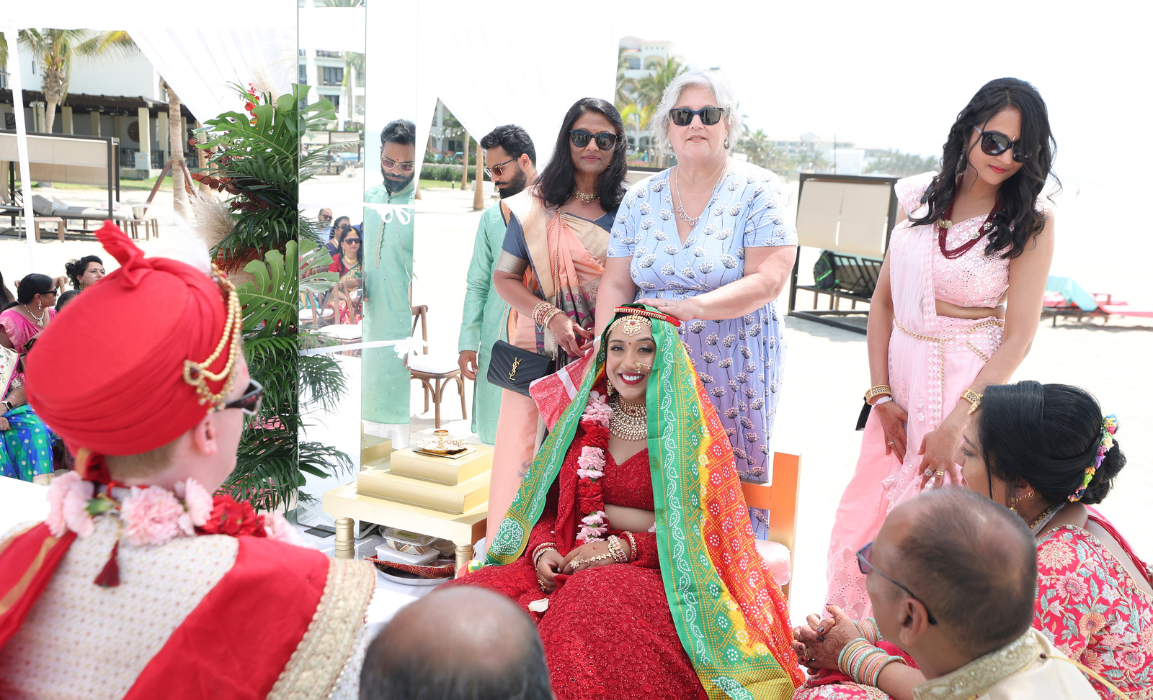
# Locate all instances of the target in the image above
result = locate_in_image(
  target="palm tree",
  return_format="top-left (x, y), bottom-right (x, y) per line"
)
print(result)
top-left (2, 30), bottom-right (135, 134)
top-left (635, 57), bottom-right (686, 110)
top-left (340, 51), bottom-right (365, 123)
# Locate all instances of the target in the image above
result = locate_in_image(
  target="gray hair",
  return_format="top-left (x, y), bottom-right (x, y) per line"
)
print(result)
top-left (650, 69), bottom-right (742, 155)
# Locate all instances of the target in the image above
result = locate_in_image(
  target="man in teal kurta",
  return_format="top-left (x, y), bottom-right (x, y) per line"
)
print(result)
top-left (363, 120), bottom-right (417, 425)
top-left (456, 125), bottom-right (537, 444)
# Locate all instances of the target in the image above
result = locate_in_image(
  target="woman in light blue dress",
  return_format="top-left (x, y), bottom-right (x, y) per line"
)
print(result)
top-left (596, 71), bottom-right (797, 481)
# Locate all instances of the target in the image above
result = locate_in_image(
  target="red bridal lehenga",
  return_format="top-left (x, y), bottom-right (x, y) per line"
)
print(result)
top-left (448, 304), bottom-right (804, 700)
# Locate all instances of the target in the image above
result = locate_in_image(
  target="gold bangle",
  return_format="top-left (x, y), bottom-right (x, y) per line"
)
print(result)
top-left (961, 389), bottom-right (982, 415)
top-left (864, 385), bottom-right (892, 405)
top-left (624, 532), bottom-right (637, 562)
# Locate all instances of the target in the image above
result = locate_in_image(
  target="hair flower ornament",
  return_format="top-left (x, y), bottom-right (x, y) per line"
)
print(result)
top-left (1069, 414), bottom-right (1119, 502)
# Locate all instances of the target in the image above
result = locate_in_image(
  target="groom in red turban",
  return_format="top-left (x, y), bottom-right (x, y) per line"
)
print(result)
top-left (0, 223), bottom-right (375, 699)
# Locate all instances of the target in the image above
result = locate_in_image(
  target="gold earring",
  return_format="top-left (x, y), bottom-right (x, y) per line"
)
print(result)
top-left (1008, 494), bottom-right (1019, 513)
top-left (606, 377), bottom-right (614, 396)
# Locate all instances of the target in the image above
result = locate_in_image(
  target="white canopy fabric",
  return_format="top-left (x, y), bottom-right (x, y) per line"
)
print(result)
top-left (363, 2), bottom-right (618, 189)
top-left (5, 1), bottom-right (294, 267)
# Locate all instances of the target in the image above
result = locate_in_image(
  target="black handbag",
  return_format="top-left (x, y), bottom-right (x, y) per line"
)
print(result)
top-left (487, 306), bottom-right (555, 397)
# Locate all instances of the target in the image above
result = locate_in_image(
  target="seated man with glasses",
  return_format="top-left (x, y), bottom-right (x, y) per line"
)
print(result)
top-left (362, 119), bottom-right (417, 432)
top-left (791, 488), bottom-right (1098, 700)
top-left (0, 222), bottom-right (376, 699)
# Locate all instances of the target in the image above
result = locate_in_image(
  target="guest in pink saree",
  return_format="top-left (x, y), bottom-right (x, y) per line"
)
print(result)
top-left (826, 78), bottom-right (1057, 618)
top-left (487, 97), bottom-right (629, 542)
top-left (1, 273), bottom-right (58, 482)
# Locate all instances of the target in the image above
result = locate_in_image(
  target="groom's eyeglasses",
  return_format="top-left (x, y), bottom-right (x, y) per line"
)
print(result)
top-left (857, 541), bottom-right (937, 625)
top-left (222, 379), bottom-right (264, 416)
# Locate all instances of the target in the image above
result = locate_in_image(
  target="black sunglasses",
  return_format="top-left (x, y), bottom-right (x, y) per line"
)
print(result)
top-left (857, 541), bottom-right (937, 625)
top-left (978, 129), bottom-right (1027, 163)
top-left (343, 237), bottom-right (361, 245)
top-left (669, 107), bottom-right (725, 127)
top-left (222, 378), bottom-right (263, 416)
top-left (570, 129), bottom-right (617, 151)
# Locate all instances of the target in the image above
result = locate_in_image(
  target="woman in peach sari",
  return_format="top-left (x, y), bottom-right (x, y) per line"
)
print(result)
top-left (486, 98), bottom-right (628, 542)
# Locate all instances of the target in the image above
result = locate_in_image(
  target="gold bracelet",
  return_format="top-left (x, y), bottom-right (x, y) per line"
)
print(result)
top-left (624, 531), bottom-right (637, 562)
top-left (864, 384), bottom-right (892, 405)
top-left (541, 308), bottom-right (562, 328)
top-left (961, 389), bottom-right (982, 415)
top-left (607, 536), bottom-right (626, 564)
top-left (532, 301), bottom-right (554, 326)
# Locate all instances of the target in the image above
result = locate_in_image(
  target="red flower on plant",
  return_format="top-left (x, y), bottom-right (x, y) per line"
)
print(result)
top-left (198, 494), bottom-right (267, 538)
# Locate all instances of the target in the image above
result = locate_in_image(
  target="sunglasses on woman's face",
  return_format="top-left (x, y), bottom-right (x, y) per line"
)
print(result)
top-left (344, 238), bottom-right (361, 245)
top-left (222, 379), bottom-right (263, 416)
top-left (669, 107), bottom-right (725, 127)
top-left (979, 129), bottom-right (1027, 163)
top-left (570, 129), bottom-right (617, 151)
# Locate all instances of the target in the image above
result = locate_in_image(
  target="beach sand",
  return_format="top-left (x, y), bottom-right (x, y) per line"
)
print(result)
top-left (6, 178), bottom-right (1147, 628)
top-left (404, 186), bottom-right (1153, 625)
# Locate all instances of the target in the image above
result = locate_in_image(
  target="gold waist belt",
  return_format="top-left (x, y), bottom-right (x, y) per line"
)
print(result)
top-left (894, 317), bottom-right (1004, 362)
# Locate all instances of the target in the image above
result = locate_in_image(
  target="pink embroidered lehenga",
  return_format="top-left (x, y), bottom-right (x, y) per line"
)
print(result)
top-left (826, 172), bottom-right (1031, 618)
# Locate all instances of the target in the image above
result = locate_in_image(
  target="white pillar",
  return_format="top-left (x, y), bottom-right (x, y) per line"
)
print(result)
top-left (136, 107), bottom-right (151, 171)
top-left (90, 110), bottom-right (101, 136)
top-left (305, 50), bottom-right (318, 102)
top-left (157, 110), bottom-right (169, 164)
top-left (61, 106), bottom-right (73, 134)
top-left (33, 103), bottom-right (45, 132)
top-left (4, 19), bottom-right (38, 266)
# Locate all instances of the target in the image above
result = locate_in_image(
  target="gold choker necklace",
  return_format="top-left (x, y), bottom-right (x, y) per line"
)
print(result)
top-left (572, 186), bottom-right (599, 204)
top-left (609, 394), bottom-right (647, 441)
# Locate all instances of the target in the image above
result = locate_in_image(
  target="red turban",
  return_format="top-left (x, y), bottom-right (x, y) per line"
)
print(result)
top-left (25, 222), bottom-right (240, 459)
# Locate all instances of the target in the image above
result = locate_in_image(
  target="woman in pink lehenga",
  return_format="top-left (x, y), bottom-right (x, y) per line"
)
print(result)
top-left (486, 98), bottom-right (629, 543)
top-left (825, 78), bottom-right (1058, 619)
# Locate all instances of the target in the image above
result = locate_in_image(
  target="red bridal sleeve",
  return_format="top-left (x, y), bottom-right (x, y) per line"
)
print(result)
top-left (524, 484), bottom-right (561, 566)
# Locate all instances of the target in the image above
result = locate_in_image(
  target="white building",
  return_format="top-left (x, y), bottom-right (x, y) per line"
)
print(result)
top-left (2, 50), bottom-right (193, 179)
top-left (297, 48), bottom-right (364, 126)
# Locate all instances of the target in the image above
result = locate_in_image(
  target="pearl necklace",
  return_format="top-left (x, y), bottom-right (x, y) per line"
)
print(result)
top-left (571, 186), bottom-right (599, 203)
top-left (608, 394), bottom-right (647, 441)
top-left (25, 304), bottom-right (45, 327)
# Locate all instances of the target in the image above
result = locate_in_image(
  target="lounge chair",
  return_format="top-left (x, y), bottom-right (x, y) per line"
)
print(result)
top-left (1043, 275), bottom-right (1153, 325)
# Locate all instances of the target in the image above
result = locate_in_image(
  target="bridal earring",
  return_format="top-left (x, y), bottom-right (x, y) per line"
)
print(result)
top-left (606, 377), bottom-right (614, 396)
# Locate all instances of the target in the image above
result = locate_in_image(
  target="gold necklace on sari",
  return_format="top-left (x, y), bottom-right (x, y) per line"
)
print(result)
top-left (609, 394), bottom-right (647, 441)
top-left (571, 186), bottom-right (599, 203)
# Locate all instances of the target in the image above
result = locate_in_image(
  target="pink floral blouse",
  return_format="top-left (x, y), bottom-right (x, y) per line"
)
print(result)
top-left (1035, 516), bottom-right (1153, 699)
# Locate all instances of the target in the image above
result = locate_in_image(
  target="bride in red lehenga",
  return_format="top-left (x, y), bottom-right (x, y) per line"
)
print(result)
top-left (446, 305), bottom-right (804, 700)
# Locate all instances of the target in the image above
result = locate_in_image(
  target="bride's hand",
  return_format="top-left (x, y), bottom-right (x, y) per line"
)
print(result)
top-left (536, 550), bottom-right (565, 593)
top-left (560, 541), bottom-right (616, 574)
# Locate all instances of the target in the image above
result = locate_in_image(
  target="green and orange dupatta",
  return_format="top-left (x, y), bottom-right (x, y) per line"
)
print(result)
top-left (486, 304), bottom-right (804, 699)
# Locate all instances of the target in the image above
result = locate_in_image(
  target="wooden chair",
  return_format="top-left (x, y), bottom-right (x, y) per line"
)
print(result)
top-left (741, 452), bottom-right (801, 601)
top-left (407, 305), bottom-right (466, 429)
top-left (299, 290), bottom-right (335, 328)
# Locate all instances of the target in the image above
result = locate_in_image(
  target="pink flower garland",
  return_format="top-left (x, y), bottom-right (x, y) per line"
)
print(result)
top-left (45, 475), bottom-right (308, 549)
top-left (575, 389), bottom-right (612, 545)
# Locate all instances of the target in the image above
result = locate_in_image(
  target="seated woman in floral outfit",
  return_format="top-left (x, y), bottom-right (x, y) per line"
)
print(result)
top-left (448, 304), bottom-right (804, 700)
top-left (790, 380), bottom-right (1149, 700)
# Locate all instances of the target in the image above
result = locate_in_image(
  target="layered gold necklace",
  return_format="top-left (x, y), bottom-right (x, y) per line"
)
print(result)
top-left (609, 394), bottom-right (647, 441)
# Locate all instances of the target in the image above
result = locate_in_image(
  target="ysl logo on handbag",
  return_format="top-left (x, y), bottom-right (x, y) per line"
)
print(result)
top-left (508, 358), bottom-right (522, 381)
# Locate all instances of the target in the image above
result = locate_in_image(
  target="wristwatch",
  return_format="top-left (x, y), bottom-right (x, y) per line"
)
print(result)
top-left (0, 401), bottom-right (11, 413)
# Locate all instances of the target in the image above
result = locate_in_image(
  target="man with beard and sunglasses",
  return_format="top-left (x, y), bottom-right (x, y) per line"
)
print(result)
top-left (457, 125), bottom-right (538, 445)
top-left (362, 119), bottom-right (418, 433)
top-left (0, 222), bottom-right (376, 699)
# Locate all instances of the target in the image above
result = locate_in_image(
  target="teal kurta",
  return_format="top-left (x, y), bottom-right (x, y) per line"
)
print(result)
top-left (362, 179), bottom-right (415, 424)
top-left (456, 203), bottom-right (509, 444)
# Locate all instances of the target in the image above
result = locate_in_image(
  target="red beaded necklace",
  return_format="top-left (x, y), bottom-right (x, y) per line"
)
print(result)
top-left (936, 178), bottom-right (1002, 260)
